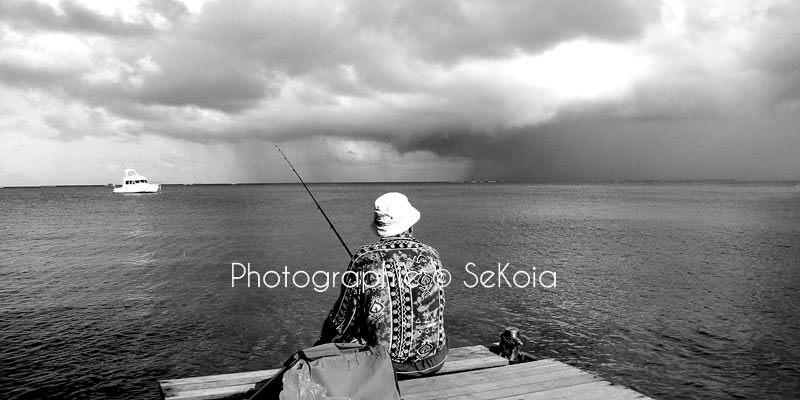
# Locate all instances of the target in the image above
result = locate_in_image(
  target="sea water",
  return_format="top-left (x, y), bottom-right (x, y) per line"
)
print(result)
top-left (1, 183), bottom-right (799, 399)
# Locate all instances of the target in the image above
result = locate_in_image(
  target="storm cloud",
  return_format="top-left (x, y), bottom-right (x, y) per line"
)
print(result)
top-left (0, 0), bottom-right (798, 185)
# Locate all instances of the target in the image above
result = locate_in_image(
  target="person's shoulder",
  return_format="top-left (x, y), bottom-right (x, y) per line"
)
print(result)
top-left (354, 240), bottom-right (383, 256)
top-left (388, 237), bottom-right (441, 258)
top-left (416, 241), bottom-right (441, 259)
top-left (353, 237), bottom-right (411, 250)
top-left (350, 241), bottom-right (384, 265)
top-left (354, 237), bottom-right (440, 257)
top-left (408, 238), bottom-right (437, 252)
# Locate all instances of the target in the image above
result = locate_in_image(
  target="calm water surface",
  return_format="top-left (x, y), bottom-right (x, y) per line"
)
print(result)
top-left (1, 183), bottom-right (799, 399)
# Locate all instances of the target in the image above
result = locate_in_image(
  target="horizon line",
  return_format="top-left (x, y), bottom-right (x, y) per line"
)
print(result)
top-left (3, 179), bottom-right (800, 189)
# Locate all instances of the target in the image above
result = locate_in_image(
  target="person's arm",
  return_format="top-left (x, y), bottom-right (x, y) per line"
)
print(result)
top-left (315, 259), bottom-right (361, 345)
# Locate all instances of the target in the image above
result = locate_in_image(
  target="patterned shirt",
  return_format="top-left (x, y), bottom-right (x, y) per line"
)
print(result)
top-left (317, 234), bottom-right (447, 364)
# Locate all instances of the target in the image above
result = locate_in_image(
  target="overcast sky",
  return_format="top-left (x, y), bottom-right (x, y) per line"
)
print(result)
top-left (1, 0), bottom-right (798, 185)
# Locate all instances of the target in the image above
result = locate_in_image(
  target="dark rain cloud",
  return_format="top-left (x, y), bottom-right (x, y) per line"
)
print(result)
top-left (340, 0), bottom-right (660, 64)
top-left (134, 44), bottom-right (281, 113)
top-left (396, 113), bottom-right (800, 181)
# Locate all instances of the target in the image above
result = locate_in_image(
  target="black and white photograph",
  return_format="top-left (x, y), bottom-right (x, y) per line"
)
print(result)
top-left (1, 1), bottom-right (799, 399)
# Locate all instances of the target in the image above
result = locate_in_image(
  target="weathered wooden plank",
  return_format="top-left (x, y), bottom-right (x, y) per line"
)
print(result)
top-left (419, 363), bottom-right (584, 391)
top-left (404, 360), bottom-right (653, 400)
top-left (161, 368), bottom-right (281, 394)
top-left (418, 374), bottom-right (602, 400)
top-left (402, 362), bottom-right (595, 399)
top-left (437, 355), bottom-right (508, 375)
top-left (400, 359), bottom-right (563, 394)
top-left (494, 380), bottom-right (653, 400)
top-left (164, 384), bottom-right (256, 400)
top-left (401, 361), bottom-right (570, 395)
top-left (160, 369), bottom-right (279, 386)
top-left (448, 345), bottom-right (498, 359)
top-left (437, 345), bottom-right (508, 374)
top-left (418, 372), bottom-right (601, 400)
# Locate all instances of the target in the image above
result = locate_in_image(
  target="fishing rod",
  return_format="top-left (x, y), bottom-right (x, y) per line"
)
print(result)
top-left (276, 145), bottom-right (353, 259)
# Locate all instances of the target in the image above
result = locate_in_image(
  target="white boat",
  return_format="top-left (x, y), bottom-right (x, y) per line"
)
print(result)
top-left (113, 169), bottom-right (161, 193)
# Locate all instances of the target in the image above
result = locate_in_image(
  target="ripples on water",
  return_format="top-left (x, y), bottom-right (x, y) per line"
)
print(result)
top-left (1, 183), bottom-right (799, 399)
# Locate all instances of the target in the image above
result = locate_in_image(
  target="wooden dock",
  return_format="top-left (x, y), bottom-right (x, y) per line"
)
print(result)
top-left (159, 345), bottom-right (653, 400)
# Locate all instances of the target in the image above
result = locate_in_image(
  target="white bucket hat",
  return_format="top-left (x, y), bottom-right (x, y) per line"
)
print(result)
top-left (372, 192), bottom-right (420, 237)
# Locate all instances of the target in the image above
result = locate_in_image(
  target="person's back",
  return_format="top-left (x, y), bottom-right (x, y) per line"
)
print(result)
top-left (316, 193), bottom-right (448, 377)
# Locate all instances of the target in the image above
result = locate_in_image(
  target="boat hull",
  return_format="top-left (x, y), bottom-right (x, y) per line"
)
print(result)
top-left (113, 183), bottom-right (161, 193)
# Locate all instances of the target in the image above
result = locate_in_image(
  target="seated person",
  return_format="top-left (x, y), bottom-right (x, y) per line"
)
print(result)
top-left (316, 192), bottom-right (448, 378)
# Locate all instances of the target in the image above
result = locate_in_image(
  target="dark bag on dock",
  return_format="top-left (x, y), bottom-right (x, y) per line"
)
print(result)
top-left (249, 342), bottom-right (400, 400)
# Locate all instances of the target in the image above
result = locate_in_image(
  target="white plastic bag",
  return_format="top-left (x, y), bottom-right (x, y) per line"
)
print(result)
top-left (279, 360), bottom-right (350, 400)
